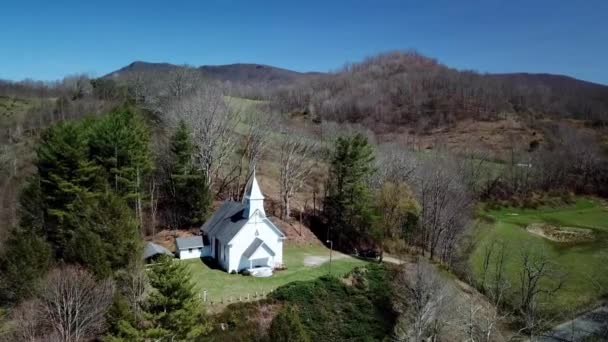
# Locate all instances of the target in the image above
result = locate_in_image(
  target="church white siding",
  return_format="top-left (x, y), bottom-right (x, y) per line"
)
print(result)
top-left (227, 211), bottom-right (284, 272)
top-left (201, 170), bottom-right (285, 274)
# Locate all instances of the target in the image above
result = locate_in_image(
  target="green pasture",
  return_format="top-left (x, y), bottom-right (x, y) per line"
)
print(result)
top-left (469, 197), bottom-right (608, 316)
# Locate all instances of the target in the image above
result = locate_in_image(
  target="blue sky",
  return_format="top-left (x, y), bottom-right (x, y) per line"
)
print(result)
top-left (1, 0), bottom-right (607, 84)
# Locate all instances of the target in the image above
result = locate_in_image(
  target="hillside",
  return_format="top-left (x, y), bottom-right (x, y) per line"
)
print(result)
top-left (104, 61), bottom-right (320, 85)
top-left (273, 52), bottom-right (608, 129)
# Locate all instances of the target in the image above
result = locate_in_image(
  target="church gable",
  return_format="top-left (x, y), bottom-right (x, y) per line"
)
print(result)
top-left (227, 209), bottom-right (285, 245)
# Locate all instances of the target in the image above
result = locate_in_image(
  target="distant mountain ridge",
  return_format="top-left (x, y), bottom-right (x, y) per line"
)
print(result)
top-left (104, 61), bottom-right (323, 84)
top-left (105, 60), bottom-right (608, 89)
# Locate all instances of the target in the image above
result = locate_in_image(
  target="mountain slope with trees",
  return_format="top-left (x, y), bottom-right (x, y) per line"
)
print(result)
top-left (273, 51), bottom-right (608, 130)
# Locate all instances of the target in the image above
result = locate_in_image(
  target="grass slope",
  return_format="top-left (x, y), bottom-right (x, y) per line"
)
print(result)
top-left (184, 244), bottom-right (367, 302)
top-left (206, 264), bottom-right (396, 342)
top-left (469, 198), bottom-right (608, 316)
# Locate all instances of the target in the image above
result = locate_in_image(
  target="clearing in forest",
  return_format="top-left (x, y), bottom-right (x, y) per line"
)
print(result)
top-left (184, 244), bottom-right (366, 304)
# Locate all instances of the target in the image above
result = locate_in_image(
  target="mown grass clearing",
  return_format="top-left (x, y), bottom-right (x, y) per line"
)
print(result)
top-left (184, 244), bottom-right (368, 303)
top-left (469, 197), bottom-right (608, 316)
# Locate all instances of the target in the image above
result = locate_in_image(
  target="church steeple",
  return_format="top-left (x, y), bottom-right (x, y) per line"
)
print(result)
top-left (242, 168), bottom-right (265, 218)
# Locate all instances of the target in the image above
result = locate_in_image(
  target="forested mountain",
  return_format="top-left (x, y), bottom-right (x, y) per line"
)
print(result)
top-left (101, 51), bottom-right (608, 132)
top-left (105, 61), bottom-right (318, 85)
top-left (273, 52), bottom-right (608, 130)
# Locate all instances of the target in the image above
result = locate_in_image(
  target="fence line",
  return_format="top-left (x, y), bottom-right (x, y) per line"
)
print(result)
top-left (198, 288), bottom-right (277, 306)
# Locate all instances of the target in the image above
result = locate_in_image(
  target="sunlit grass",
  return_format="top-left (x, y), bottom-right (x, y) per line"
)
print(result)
top-left (469, 197), bottom-right (608, 316)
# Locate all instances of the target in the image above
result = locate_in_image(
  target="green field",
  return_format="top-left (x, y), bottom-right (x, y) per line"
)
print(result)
top-left (183, 244), bottom-right (367, 304)
top-left (469, 198), bottom-right (608, 316)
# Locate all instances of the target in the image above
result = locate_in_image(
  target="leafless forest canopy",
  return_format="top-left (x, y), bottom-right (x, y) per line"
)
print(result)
top-left (273, 52), bottom-right (608, 130)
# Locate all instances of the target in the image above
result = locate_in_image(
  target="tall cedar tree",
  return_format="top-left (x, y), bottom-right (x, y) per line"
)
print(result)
top-left (89, 106), bottom-right (153, 219)
top-left (0, 179), bottom-right (52, 304)
top-left (35, 120), bottom-right (105, 259)
top-left (324, 133), bottom-right (376, 248)
top-left (64, 192), bottom-right (141, 278)
top-left (145, 255), bottom-right (209, 340)
top-left (168, 120), bottom-right (211, 227)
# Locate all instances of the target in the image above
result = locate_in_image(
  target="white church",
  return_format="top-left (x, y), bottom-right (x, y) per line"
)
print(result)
top-left (186, 170), bottom-right (286, 274)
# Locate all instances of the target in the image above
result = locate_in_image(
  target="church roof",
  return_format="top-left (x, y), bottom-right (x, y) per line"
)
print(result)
top-left (243, 169), bottom-right (264, 201)
top-left (201, 201), bottom-right (248, 242)
top-left (201, 169), bottom-right (285, 243)
top-left (200, 201), bottom-right (286, 243)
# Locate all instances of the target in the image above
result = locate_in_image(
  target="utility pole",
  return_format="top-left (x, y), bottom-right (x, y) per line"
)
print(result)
top-left (326, 240), bottom-right (333, 275)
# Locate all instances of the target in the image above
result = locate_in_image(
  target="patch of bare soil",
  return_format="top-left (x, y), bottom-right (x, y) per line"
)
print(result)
top-left (145, 228), bottom-right (198, 252)
top-left (526, 223), bottom-right (594, 242)
top-left (252, 303), bottom-right (282, 332)
top-left (383, 117), bottom-right (543, 158)
top-left (269, 216), bottom-right (323, 246)
top-left (303, 254), bottom-right (347, 267)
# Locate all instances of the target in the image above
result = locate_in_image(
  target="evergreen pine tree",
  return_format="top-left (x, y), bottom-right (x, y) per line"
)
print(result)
top-left (64, 192), bottom-right (141, 278)
top-left (167, 120), bottom-right (211, 227)
top-left (324, 133), bottom-right (376, 247)
top-left (0, 179), bottom-right (52, 304)
top-left (145, 255), bottom-right (209, 340)
top-left (89, 106), bottom-right (153, 216)
top-left (0, 226), bottom-right (52, 304)
top-left (35, 120), bottom-right (104, 259)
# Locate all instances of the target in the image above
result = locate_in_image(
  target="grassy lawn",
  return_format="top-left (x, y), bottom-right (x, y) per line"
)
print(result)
top-left (183, 244), bottom-right (368, 303)
top-left (469, 197), bottom-right (608, 316)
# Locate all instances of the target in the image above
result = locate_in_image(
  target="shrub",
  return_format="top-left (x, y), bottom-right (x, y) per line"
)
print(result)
top-left (269, 304), bottom-right (310, 342)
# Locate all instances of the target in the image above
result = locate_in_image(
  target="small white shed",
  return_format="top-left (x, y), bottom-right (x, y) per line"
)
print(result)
top-left (175, 236), bottom-right (211, 260)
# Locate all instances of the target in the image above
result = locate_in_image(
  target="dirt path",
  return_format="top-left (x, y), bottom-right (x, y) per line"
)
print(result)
top-left (303, 253), bottom-right (348, 266)
top-left (540, 305), bottom-right (608, 341)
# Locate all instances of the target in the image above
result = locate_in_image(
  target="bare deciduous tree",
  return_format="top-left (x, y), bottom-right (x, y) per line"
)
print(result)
top-left (517, 246), bottom-right (566, 336)
top-left (115, 263), bottom-right (149, 321)
top-left (6, 300), bottom-right (44, 342)
top-left (393, 260), bottom-right (452, 342)
top-left (373, 143), bottom-right (418, 188)
top-left (39, 266), bottom-right (115, 342)
top-left (452, 293), bottom-right (509, 342)
top-left (231, 111), bottom-right (273, 200)
top-left (166, 86), bottom-right (241, 190)
top-left (166, 65), bottom-right (202, 102)
top-left (412, 153), bottom-right (473, 263)
top-left (279, 132), bottom-right (317, 219)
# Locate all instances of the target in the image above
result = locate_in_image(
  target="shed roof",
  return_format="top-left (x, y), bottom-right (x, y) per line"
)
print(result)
top-left (175, 236), bottom-right (205, 250)
top-left (143, 242), bottom-right (173, 259)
